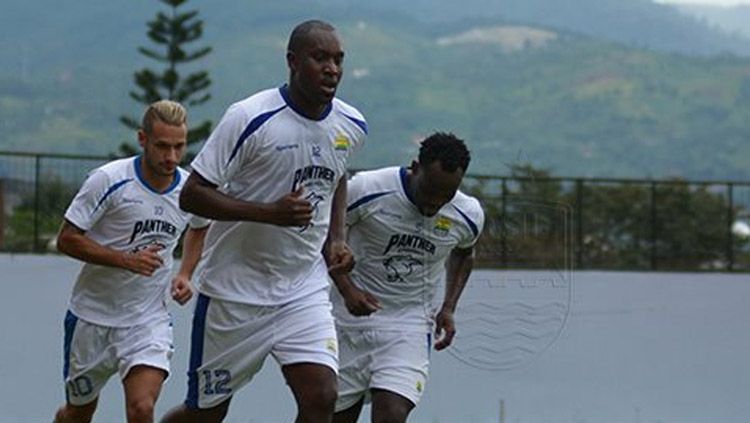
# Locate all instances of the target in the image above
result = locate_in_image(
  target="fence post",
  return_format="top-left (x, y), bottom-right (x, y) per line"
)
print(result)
top-left (650, 181), bottom-right (658, 270)
top-left (0, 179), bottom-right (4, 250)
top-left (501, 177), bottom-right (508, 268)
top-left (727, 183), bottom-right (734, 271)
top-left (576, 179), bottom-right (583, 270)
top-left (33, 154), bottom-right (41, 252)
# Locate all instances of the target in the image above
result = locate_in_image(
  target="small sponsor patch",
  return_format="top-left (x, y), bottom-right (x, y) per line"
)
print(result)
top-left (334, 134), bottom-right (350, 151)
top-left (434, 216), bottom-right (452, 235)
top-left (326, 338), bottom-right (338, 354)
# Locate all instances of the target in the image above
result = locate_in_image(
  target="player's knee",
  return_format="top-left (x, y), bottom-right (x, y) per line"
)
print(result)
top-left (300, 383), bottom-right (337, 412)
top-left (56, 403), bottom-right (96, 423)
top-left (373, 407), bottom-right (409, 423)
top-left (373, 402), bottom-right (411, 423)
top-left (126, 397), bottom-right (156, 422)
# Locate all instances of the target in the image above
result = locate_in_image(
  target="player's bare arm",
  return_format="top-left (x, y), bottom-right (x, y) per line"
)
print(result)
top-left (179, 171), bottom-right (313, 226)
top-left (331, 272), bottom-right (381, 316)
top-left (325, 175), bottom-right (355, 274)
top-left (170, 225), bottom-right (208, 305)
top-left (434, 246), bottom-right (475, 351)
top-left (57, 220), bottom-right (164, 277)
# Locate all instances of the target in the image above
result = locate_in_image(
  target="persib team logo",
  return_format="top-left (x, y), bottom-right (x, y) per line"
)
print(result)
top-left (334, 134), bottom-right (350, 151)
top-left (433, 216), bottom-right (452, 236)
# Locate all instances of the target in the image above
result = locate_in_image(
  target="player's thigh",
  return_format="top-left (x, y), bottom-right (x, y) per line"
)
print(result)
top-left (115, 316), bottom-right (173, 387)
top-left (122, 365), bottom-right (167, 407)
top-left (185, 294), bottom-right (276, 410)
top-left (63, 312), bottom-right (118, 407)
top-left (369, 331), bottom-right (431, 409)
top-left (334, 329), bottom-right (373, 413)
top-left (370, 388), bottom-right (415, 423)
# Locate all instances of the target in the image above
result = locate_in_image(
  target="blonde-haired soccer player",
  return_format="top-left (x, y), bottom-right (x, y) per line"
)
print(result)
top-left (54, 100), bottom-right (208, 423)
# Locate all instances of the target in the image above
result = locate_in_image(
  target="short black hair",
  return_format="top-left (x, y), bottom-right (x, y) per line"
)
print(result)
top-left (418, 132), bottom-right (471, 172)
top-left (287, 20), bottom-right (336, 53)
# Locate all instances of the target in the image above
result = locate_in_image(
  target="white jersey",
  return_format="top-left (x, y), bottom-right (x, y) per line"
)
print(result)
top-left (331, 167), bottom-right (484, 331)
top-left (190, 85), bottom-right (367, 305)
top-left (64, 156), bottom-right (202, 327)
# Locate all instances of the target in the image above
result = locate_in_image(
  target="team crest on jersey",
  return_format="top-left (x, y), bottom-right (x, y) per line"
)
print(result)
top-left (383, 254), bottom-right (423, 283)
top-left (433, 216), bottom-right (452, 236)
top-left (333, 134), bottom-right (350, 151)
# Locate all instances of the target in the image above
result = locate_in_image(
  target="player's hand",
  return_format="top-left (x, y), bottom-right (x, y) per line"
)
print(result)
top-left (170, 274), bottom-right (194, 306)
top-left (326, 240), bottom-right (355, 275)
top-left (124, 244), bottom-right (164, 276)
top-left (434, 308), bottom-right (456, 351)
top-left (342, 285), bottom-right (381, 316)
top-left (267, 187), bottom-right (313, 226)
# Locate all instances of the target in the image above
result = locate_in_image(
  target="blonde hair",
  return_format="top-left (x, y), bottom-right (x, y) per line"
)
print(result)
top-left (141, 100), bottom-right (187, 134)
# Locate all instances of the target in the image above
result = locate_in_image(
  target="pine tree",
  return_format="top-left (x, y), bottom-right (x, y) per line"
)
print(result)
top-left (119, 0), bottom-right (212, 156)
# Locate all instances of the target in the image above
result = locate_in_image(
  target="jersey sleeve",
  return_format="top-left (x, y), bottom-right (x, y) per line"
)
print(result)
top-left (188, 214), bottom-right (211, 229)
top-left (345, 171), bottom-right (369, 226)
top-left (190, 103), bottom-right (251, 187)
top-left (457, 199), bottom-right (485, 249)
top-left (64, 169), bottom-right (116, 232)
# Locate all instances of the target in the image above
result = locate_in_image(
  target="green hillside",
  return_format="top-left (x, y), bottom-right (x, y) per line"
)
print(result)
top-left (1, 2), bottom-right (750, 179)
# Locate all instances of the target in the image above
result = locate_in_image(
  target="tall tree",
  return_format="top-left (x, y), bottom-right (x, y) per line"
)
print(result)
top-left (119, 0), bottom-right (212, 156)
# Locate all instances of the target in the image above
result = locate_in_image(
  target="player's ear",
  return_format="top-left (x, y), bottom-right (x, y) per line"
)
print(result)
top-left (410, 160), bottom-right (420, 175)
top-left (137, 129), bottom-right (148, 148)
top-left (286, 51), bottom-right (297, 73)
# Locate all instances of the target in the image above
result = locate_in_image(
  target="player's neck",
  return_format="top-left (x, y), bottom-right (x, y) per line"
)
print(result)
top-left (138, 159), bottom-right (174, 193)
top-left (286, 84), bottom-right (327, 120)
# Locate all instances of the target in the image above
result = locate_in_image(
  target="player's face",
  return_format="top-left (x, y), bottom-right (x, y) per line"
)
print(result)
top-left (287, 28), bottom-right (344, 117)
top-left (413, 160), bottom-right (464, 217)
top-left (139, 120), bottom-right (187, 177)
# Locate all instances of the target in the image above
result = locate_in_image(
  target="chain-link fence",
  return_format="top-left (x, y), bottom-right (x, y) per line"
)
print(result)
top-left (2, 151), bottom-right (749, 271)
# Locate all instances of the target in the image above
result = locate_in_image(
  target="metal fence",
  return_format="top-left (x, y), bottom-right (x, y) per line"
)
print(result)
top-left (2, 151), bottom-right (749, 272)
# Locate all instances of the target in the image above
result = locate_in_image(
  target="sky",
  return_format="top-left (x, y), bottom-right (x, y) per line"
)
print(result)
top-left (656, 0), bottom-right (750, 5)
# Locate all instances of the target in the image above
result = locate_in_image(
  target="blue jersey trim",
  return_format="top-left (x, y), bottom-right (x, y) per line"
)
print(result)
top-left (93, 177), bottom-right (134, 213)
top-left (399, 167), bottom-right (417, 206)
top-left (341, 112), bottom-right (368, 134)
top-left (279, 84), bottom-right (333, 121)
top-left (227, 104), bottom-right (287, 165)
top-left (186, 294), bottom-right (210, 409)
top-left (133, 156), bottom-right (181, 195)
top-left (347, 190), bottom-right (395, 212)
top-left (452, 204), bottom-right (479, 238)
top-left (63, 310), bottom-right (78, 380)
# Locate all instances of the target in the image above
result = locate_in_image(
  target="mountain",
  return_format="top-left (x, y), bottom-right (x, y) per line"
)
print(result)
top-left (674, 4), bottom-right (750, 38)
top-left (1, 0), bottom-right (750, 180)
top-left (323, 0), bottom-right (750, 56)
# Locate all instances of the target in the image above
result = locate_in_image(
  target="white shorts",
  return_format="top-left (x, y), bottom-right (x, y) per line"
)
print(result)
top-left (62, 311), bottom-right (173, 406)
top-left (335, 329), bottom-right (431, 412)
top-left (185, 288), bottom-right (338, 409)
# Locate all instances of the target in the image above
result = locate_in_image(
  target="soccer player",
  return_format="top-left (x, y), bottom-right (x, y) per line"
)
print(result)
top-left (53, 100), bottom-right (209, 423)
top-left (160, 20), bottom-right (366, 423)
top-left (330, 133), bottom-right (484, 423)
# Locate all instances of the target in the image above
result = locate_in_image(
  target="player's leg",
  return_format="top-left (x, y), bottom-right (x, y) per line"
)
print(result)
top-left (54, 398), bottom-right (98, 423)
top-left (283, 363), bottom-right (339, 422)
top-left (332, 397), bottom-right (365, 423)
top-left (160, 294), bottom-right (271, 422)
top-left (122, 365), bottom-right (166, 423)
top-left (370, 389), bottom-right (415, 423)
top-left (54, 312), bottom-right (115, 423)
top-left (275, 288), bottom-right (340, 422)
top-left (159, 400), bottom-right (231, 423)
top-left (116, 317), bottom-right (174, 423)
top-left (368, 331), bottom-right (430, 423)
top-left (332, 329), bottom-right (371, 423)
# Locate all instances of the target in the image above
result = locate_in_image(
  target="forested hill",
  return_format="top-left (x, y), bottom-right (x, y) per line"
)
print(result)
top-left (1, 1), bottom-right (750, 179)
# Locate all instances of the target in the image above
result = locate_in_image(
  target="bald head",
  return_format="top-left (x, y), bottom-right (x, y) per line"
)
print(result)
top-left (287, 20), bottom-right (337, 53)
